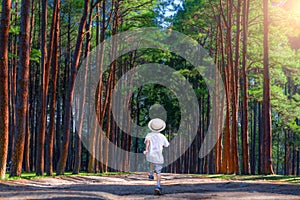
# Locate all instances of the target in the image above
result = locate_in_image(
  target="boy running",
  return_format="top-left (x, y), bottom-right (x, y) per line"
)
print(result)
top-left (144, 118), bottom-right (169, 195)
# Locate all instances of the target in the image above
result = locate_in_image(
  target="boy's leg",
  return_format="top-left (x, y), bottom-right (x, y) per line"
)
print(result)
top-left (149, 163), bottom-right (154, 180)
top-left (154, 164), bottom-right (163, 195)
top-left (156, 173), bottom-right (161, 187)
top-left (150, 163), bottom-right (154, 175)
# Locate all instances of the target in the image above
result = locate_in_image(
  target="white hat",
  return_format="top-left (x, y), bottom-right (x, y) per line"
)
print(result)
top-left (148, 118), bottom-right (166, 132)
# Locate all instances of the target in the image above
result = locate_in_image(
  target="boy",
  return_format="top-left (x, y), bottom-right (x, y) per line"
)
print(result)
top-left (143, 118), bottom-right (169, 195)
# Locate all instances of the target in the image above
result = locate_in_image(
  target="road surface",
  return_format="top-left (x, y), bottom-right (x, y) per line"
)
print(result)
top-left (0, 173), bottom-right (299, 199)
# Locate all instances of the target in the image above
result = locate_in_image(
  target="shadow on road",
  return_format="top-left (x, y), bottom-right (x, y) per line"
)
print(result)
top-left (0, 174), bottom-right (299, 199)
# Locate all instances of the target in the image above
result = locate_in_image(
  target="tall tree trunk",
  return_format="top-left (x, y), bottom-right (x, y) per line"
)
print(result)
top-left (258, 102), bottom-right (263, 174)
top-left (296, 149), bottom-right (299, 175)
top-left (231, 0), bottom-right (240, 174)
top-left (292, 142), bottom-right (296, 175)
top-left (96, 0), bottom-right (107, 172)
top-left (276, 128), bottom-right (280, 174)
top-left (26, 0), bottom-right (36, 173)
top-left (36, 0), bottom-right (48, 176)
top-left (8, 0), bottom-right (18, 165)
top-left (10, 0), bottom-right (31, 177)
top-left (251, 102), bottom-right (257, 174)
top-left (0, 0), bottom-right (12, 179)
top-left (241, 0), bottom-right (250, 175)
top-left (56, 0), bottom-right (90, 175)
top-left (94, 3), bottom-right (102, 173)
top-left (46, 0), bottom-right (60, 176)
top-left (73, 0), bottom-right (93, 174)
top-left (213, 23), bottom-right (222, 174)
top-left (214, 0), bottom-right (229, 174)
top-left (215, 10), bottom-right (227, 174)
top-left (262, 0), bottom-right (274, 175)
top-left (24, 103), bottom-right (31, 172)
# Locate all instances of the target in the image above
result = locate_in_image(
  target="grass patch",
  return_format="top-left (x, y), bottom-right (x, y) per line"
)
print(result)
top-left (2, 172), bottom-right (39, 181)
top-left (3, 171), bottom-right (131, 181)
top-left (195, 174), bottom-right (300, 184)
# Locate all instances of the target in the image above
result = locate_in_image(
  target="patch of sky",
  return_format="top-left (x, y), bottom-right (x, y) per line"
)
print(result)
top-left (156, 0), bottom-right (183, 28)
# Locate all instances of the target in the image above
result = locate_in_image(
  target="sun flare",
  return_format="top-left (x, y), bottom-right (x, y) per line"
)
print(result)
top-left (282, 0), bottom-right (300, 15)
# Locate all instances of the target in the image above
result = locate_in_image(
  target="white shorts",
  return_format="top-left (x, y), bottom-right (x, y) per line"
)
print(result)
top-left (151, 163), bottom-right (163, 174)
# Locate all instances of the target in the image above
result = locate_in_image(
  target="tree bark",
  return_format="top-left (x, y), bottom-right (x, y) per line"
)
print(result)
top-left (262, 0), bottom-right (274, 175)
top-left (73, 0), bottom-right (94, 174)
top-left (251, 102), bottom-right (257, 174)
top-left (24, 103), bottom-right (31, 172)
top-left (10, 0), bottom-right (31, 177)
top-left (0, 0), bottom-right (12, 179)
top-left (46, 0), bottom-right (60, 176)
top-left (241, 0), bottom-right (250, 175)
top-left (231, 0), bottom-right (240, 175)
top-left (56, 0), bottom-right (90, 175)
top-left (8, 0), bottom-right (18, 165)
top-left (36, 0), bottom-right (48, 176)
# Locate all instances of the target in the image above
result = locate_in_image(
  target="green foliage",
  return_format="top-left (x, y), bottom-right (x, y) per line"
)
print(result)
top-left (8, 49), bottom-right (41, 63)
top-left (9, 25), bottom-right (20, 35)
top-left (168, 0), bottom-right (300, 174)
top-left (246, 0), bottom-right (300, 135)
top-left (171, 0), bottom-right (217, 49)
top-left (30, 49), bottom-right (42, 63)
top-left (120, 0), bottom-right (158, 30)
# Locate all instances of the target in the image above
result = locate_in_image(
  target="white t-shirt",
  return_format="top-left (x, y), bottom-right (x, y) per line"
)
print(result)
top-left (144, 132), bottom-right (169, 164)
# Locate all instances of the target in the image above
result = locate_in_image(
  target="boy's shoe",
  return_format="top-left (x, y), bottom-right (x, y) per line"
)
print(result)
top-left (148, 174), bottom-right (154, 180)
top-left (154, 187), bottom-right (162, 195)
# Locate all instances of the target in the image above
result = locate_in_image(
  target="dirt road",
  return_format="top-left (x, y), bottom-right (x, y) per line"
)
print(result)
top-left (0, 173), bottom-right (299, 199)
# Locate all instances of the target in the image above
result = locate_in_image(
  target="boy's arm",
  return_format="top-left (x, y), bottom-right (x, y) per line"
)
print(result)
top-left (163, 136), bottom-right (169, 147)
top-left (143, 139), bottom-right (150, 155)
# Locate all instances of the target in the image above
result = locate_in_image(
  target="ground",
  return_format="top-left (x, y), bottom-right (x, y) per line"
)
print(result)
top-left (0, 173), bottom-right (299, 199)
